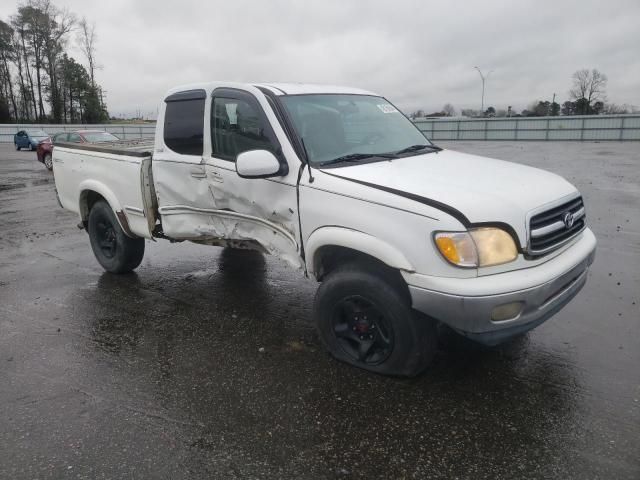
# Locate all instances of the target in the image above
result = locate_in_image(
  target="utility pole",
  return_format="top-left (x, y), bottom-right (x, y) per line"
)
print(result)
top-left (474, 66), bottom-right (494, 116)
top-left (552, 93), bottom-right (556, 116)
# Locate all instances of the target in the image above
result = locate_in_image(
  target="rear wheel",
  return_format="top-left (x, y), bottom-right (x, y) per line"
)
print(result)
top-left (88, 200), bottom-right (145, 273)
top-left (29, 143), bottom-right (35, 151)
top-left (314, 262), bottom-right (437, 377)
top-left (15, 143), bottom-right (20, 151)
top-left (43, 153), bottom-right (53, 171)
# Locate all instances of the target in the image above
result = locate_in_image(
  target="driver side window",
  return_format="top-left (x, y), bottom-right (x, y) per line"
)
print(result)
top-left (211, 96), bottom-right (278, 161)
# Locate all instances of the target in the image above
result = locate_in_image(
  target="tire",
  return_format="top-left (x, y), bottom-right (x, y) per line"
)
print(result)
top-left (88, 200), bottom-right (145, 273)
top-left (29, 143), bottom-right (35, 151)
top-left (314, 262), bottom-right (437, 377)
top-left (43, 153), bottom-right (53, 171)
top-left (15, 143), bottom-right (20, 151)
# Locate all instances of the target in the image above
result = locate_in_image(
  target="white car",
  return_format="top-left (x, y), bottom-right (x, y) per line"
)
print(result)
top-left (53, 82), bottom-right (596, 376)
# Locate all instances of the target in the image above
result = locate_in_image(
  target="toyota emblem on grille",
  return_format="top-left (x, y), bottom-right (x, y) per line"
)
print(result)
top-left (563, 211), bottom-right (575, 229)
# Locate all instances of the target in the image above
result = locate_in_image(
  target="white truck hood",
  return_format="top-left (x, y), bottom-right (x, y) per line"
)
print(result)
top-left (320, 149), bottom-right (578, 247)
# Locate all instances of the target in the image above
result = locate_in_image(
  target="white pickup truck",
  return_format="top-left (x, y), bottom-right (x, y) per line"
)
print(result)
top-left (53, 82), bottom-right (596, 376)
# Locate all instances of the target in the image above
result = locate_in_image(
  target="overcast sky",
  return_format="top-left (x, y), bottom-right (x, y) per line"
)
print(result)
top-left (2, 0), bottom-right (638, 117)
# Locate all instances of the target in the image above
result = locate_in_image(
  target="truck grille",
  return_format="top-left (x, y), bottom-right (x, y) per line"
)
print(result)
top-left (529, 196), bottom-right (586, 255)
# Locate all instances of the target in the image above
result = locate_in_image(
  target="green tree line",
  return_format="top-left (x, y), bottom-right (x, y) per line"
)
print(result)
top-left (0, 0), bottom-right (108, 123)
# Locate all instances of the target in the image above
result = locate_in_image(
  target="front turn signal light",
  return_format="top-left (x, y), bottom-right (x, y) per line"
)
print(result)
top-left (434, 232), bottom-right (478, 267)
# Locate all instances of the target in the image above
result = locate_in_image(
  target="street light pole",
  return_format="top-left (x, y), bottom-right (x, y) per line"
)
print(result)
top-left (474, 66), bottom-right (493, 115)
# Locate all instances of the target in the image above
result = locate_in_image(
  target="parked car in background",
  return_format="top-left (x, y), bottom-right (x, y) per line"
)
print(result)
top-left (14, 129), bottom-right (50, 151)
top-left (37, 130), bottom-right (121, 171)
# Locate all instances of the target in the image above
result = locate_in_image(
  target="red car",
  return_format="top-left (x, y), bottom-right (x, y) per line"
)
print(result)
top-left (37, 130), bottom-right (120, 171)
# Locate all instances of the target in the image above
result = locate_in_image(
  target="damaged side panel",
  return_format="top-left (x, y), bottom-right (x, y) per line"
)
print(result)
top-left (152, 159), bottom-right (303, 269)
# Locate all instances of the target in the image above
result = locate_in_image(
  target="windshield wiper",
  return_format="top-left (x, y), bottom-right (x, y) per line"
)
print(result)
top-left (318, 152), bottom-right (394, 167)
top-left (394, 144), bottom-right (442, 155)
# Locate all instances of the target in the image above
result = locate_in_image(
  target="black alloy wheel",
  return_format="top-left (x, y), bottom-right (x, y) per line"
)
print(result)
top-left (314, 262), bottom-right (437, 377)
top-left (88, 200), bottom-right (145, 273)
top-left (332, 295), bottom-right (394, 365)
top-left (95, 218), bottom-right (118, 259)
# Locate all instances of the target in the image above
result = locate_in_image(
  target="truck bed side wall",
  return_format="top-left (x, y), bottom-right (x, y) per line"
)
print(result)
top-left (53, 146), bottom-right (153, 238)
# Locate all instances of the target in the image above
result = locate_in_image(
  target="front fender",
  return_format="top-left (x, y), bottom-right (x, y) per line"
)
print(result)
top-left (305, 226), bottom-right (414, 277)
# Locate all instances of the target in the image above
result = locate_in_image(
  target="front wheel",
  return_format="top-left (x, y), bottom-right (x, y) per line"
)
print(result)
top-left (314, 263), bottom-right (437, 377)
top-left (15, 143), bottom-right (20, 151)
top-left (43, 153), bottom-right (53, 171)
top-left (88, 200), bottom-right (145, 273)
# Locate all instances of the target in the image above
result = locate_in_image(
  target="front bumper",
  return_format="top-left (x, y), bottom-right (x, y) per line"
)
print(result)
top-left (406, 229), bottom-right (597, 345)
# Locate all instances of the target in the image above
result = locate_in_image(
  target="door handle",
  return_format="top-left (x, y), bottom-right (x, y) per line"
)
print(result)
top-left (190, 167), bottom-right (207, 179)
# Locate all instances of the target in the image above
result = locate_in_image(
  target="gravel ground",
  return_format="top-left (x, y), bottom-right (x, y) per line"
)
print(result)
top-left (0, 141), bottom-right (638, 479)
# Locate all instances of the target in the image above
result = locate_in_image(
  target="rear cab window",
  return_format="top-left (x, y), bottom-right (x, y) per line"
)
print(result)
top-left (163, 89), bottom-right (206, 156)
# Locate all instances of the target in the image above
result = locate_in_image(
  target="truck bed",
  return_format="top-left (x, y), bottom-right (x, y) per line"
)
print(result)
top-left (53, 137), bottom-right (157, 239)
top-left (54, 138), bottom-right (154, 157)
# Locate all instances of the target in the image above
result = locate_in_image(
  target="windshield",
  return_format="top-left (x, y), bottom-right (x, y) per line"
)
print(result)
top-left (82, 132), bottom-right (120, 143)
top-left (280, 94), bottom-right (431, 165)
top-left (27, 130), bottom-right (48, 139)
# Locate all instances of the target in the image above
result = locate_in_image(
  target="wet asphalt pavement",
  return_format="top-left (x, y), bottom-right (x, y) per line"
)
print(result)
top-left (0, 141), bottom-right (638, 479)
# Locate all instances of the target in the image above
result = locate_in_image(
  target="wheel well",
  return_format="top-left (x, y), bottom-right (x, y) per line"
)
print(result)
top-left (313, 245), bottom-right (410, 299)
top-left (79, 190), bottom-right (106, 222)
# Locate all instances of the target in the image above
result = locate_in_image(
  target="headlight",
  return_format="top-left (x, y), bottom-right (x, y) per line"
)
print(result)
top-left (434, 228), bottom-right (518, 268)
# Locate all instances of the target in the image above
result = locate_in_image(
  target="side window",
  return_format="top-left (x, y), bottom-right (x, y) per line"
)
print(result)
top-left (68, 133), bottom-right (82, 143)
top-left (163, 90), bottom-right (205, 156)
top-left (54, 133), bottom-right (68, 142)
top-left (211, 96), bottom-right (278, 161)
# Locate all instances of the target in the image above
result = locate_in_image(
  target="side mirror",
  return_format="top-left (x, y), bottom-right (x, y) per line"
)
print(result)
top-left (235, 150), bottom-right (286, 179)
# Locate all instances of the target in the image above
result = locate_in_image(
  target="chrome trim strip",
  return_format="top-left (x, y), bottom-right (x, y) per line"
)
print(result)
top-left (529, 224), bottom-right (586, 255)
top-left (530, 207), bottom-right (586, 238)
top-left (124, 206), bottom-right (146, 217)
top-left (531, 220), bottom-right (565, 238)
top-left (525, 192), bottom-right (584, 255)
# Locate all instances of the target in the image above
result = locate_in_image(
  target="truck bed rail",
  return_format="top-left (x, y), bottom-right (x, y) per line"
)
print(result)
top-left (54, 138), bottom-right (154, 157)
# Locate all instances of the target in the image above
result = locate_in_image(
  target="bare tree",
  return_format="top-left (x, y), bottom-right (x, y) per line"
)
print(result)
top-left (11, 11), bottom-right (38, 119)
top-left (603, 103), bottom-right (630, 114)
top-left (0, 20), bottom-right (18, 120)
top-left (442, 103), bottom-right (456, 117)
top-left (569, 69), bottom-right (607, 114)
top-left (21, 3), bottom-right (48, 120)
top-left (78, 17), bottom-right (97, 88)
top-left (38, 0), bottom-right (75, 122)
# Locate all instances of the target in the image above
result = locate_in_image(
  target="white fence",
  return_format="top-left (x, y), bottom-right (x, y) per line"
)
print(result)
top-left (2, 114), bottom-right (640, 144)
top-left (0, 123), bottom-right (156, 144)
top-left (414, 114), bottom-right (640, 141)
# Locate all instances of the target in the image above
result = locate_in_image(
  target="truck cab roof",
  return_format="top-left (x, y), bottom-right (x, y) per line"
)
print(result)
top-left (163, 82), bottom-right (378, 99)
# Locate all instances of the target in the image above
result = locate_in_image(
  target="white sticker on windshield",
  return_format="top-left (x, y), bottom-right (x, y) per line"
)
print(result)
top-left (377, 104), bottom-right (398, 113)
